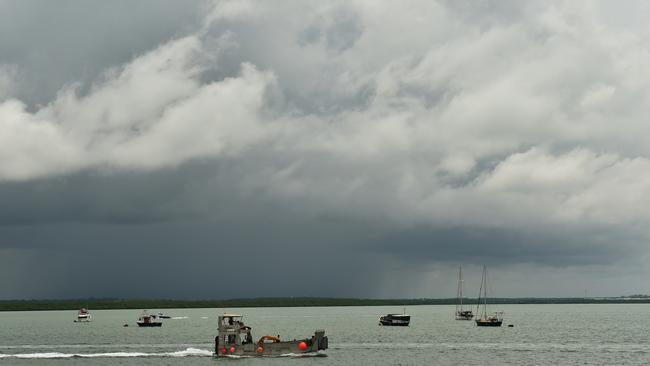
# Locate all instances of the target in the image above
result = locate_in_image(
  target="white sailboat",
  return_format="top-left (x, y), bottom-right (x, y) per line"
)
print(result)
top-left (455, 265), bottom-right (474, 320)
top-left (475, 265), bottom-right (503, 327)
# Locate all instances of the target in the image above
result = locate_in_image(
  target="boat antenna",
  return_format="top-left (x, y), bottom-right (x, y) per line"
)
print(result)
top-left (456, 265), bottom-right (464, 316)
top-left (483, 266), bottom-right (488, 318)
top-left (476, 265), bottom-right (483, 317)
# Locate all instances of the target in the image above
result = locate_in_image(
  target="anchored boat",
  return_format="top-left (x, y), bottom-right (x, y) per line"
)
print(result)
top-left (475, 266), bottom-right (503, 327)
top-left (137, 310), bottom-right (162, 327)
top-left (379, 309), bottom-right (410, 326)
top-left (74, 308), bottom-right (92, 322)
top-left (455, 265), bottom-right (474, 320)
top-left (213, 313), bottom-right (328, 357)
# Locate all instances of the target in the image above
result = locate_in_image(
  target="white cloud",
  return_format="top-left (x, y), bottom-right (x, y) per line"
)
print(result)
top-left (0, 35), bottom-right (275, 179)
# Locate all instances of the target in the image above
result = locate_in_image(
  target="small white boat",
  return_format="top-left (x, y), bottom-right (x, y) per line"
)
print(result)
top-left (137, 310), bottom-right (162, 327)
top-left (74, 308), bottom-right (92, 322)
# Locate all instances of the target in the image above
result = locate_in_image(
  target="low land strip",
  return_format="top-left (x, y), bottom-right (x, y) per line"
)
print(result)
top-left (1, 297), bottom-right (649, 311)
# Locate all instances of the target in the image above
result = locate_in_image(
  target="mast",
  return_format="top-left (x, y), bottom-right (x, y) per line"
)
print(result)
top-left (483, 266), bottom-right (488, 318)
top-left (458, 266), bottom-right (463, 311)
top-left (476, 265), bottom-right (483, 318)
top-left (476, 265), bottom-right (488, 319)
top-left (456, 265), bottom-right (463, 314)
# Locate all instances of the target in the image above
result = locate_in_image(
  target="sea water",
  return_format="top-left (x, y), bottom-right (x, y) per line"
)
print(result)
top-left (1, 304), bottom-right (649, 365)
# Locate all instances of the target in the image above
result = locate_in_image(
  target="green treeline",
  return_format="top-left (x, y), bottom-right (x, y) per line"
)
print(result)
top-left (1, 297), bottom-right (649, 311)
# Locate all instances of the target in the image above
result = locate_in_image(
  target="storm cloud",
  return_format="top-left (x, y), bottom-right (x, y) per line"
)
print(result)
top-left (1, 0), bottom-right (650, 299)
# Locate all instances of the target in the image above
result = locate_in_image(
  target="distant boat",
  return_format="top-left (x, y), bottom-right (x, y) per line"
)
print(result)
top-left (379, 308), bottom-right (410, 326)
top-left (475, 266), bottom-right (503, 327)
top-left (455, 265), bottom-right (474, 320)
top-left (137, 310), bottom-right (162, 327)
top-left (74, 308), bottom-right (92, 322)
top-left (157, 313), bottom-right (171, 319)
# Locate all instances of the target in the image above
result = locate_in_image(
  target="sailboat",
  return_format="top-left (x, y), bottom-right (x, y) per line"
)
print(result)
top-left (455, 265), bottom-right (474, 320)
top-left (475, 266), bottom-right (503, 327)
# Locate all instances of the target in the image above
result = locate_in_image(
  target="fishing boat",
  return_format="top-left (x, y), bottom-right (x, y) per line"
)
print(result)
top-left (455, 265), bottom-right (474, 320)
top-left (475, 266), bottom-right (503, 327)
top-left (137, 310), bottom-right (162, 327)
top-left (379, 309), bottom-right (410, 326)
top-left (213, 313), bottom-right (328, 357)
top-left (74, 308), bottom-right (92, 322)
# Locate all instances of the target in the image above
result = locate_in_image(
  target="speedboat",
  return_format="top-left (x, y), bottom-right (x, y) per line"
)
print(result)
top-left (137, 310), bottom-right (162, 327)
top-left (213, 313), bottom-right (327, 357)
top-left (378, 313), bottom-right (410, 326)
top-left (74, 308), bottom-right (92, 322)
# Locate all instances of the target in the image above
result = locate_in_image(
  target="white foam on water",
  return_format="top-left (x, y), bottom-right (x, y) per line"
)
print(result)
top-left (0, 343), bottom-right (210, 350)
top-left (166, 347), bottom-right (213, 357)
top-left (171, 316), bottom-right (189, 319)
top-left (0, 347), bottom-right (213, 359)
top-left (0, 352), bottom-right (74, 359)
top-left (200, 316), bottom-right (209, 319)
top-left (280, 352), bottom-right (327, 358)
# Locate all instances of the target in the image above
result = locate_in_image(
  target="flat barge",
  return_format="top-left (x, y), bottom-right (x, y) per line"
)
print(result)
top-left (214, 313), bottom-right (328, 357)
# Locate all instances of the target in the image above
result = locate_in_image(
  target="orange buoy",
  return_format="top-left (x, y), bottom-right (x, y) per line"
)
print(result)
top-left (256, 346), bottom-right (264, 354)
top-left (298, 341), bottom-right (308, 351)
top-left (221, 347), bottom-right (227, 354)
top-left (230, 346), bottom-right (236, 353)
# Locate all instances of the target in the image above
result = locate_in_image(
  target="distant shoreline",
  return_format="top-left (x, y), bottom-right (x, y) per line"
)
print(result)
top-left (1, 297), bottom-right (650, 311)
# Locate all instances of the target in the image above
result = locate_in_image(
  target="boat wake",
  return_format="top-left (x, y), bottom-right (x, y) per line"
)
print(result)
top-left (221, 352), bottom-right (327, 359)
top-left (171, 316), bottom-right (189, 320)
top-left (280, 352), bottom-right (328, 358)
top-left (0, 347), bottom-right (213, 359)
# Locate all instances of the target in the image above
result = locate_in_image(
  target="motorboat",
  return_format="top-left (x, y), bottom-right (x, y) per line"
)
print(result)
top-left (74, 308), bottom-right (92, 322)
top-left (379, 310), bottom-right (410, 326)
top-left (137, 310), bottom-right (162, 327)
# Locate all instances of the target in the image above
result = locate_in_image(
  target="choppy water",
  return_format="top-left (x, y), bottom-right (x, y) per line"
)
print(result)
top-left (1, 304), bottom-right (649, 365)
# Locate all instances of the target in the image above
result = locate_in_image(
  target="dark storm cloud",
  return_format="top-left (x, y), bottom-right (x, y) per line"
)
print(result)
top-left (2, 0), bottom-right (650, 299)
top-left (376, 226), bottom-right (644, 267)
top-left (0, 0), bottom-right (205, 106)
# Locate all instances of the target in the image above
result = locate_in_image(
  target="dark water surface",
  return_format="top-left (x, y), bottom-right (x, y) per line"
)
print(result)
top-left (1, 304), bottom-right (649, 365)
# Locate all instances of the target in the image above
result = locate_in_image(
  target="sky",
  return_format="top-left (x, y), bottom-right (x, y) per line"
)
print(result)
top-left (1, 0), bottom-right (650, 300)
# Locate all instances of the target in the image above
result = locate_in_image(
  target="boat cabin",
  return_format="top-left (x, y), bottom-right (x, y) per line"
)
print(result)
top-left (216, 314), bottom-right (253, 348)
top-left (137, 310), bottom-right (162, 327)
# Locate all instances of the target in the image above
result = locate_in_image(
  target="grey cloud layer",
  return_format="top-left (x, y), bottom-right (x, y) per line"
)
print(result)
top-left (1, 0), bottom-right (649, 298)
